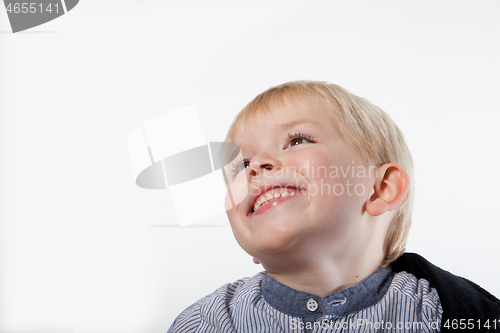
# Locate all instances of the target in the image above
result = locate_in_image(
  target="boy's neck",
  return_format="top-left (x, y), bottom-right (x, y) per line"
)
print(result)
top-left (264, 249), bottom-right (385, 298)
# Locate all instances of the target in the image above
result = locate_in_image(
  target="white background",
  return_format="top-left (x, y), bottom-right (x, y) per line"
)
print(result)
top-left (1, 1), bottom-right (499, 332)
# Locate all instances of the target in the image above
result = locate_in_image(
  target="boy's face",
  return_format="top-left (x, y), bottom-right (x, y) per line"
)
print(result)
top-left (226, 98), bottom-right (375, 262)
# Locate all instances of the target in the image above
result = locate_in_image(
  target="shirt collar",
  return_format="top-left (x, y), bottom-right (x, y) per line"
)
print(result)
top-left (261, 265), bottom-right (392, 317)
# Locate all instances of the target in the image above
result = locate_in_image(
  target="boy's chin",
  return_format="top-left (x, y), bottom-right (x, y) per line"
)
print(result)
top-left (249, 234), bottom-right (302, 256)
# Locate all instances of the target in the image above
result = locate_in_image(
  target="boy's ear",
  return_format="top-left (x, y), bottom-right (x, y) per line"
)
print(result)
top-left (366, 163), bottom-right (409, 217)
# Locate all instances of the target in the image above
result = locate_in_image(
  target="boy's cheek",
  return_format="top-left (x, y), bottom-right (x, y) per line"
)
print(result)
top-left (225, 208), bottom-right (237, 228)
top-left (224, 171), bottom-right (248, 212)
top-left (290, 149), bottom-right (339, 179)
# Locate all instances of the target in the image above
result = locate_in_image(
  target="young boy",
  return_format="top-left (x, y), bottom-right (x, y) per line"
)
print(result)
top-left (168, 81), bottom-right (500, 332)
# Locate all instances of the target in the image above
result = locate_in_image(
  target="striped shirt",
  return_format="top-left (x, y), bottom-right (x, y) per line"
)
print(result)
top-left (168, 266), bottom-right (443, 333)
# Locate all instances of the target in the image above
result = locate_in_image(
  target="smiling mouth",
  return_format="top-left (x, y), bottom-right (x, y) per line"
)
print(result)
top-left (250, 187), bottom-right (303, 214)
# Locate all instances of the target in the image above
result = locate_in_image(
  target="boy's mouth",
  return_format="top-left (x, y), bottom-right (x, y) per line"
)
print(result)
top-left (248, 184), bottom-right (304, 216)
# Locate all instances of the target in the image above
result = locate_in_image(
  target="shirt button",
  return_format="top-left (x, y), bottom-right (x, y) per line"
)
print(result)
top-left (306, 298), bottom-right (318, 312)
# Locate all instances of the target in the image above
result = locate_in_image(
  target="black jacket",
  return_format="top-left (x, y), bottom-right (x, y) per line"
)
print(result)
top-left (392, 253), bottom-right (500, 332)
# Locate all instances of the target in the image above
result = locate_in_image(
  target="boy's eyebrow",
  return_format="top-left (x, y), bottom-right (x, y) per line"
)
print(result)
top-left (274, 119), bottom-right (320, 132)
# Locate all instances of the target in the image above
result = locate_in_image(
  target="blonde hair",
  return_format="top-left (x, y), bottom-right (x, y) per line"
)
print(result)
top-left (226, 80), bottom-right (414, 266)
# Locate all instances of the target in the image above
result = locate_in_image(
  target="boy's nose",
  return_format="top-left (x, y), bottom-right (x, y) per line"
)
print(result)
top-left (247, 163), bottom-right (274, 180)
top-left (247, 153), bottom-right (281, 180)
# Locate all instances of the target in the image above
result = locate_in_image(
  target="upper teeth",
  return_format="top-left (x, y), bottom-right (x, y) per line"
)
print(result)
top-left (253, 188), bottom-right (299, 212)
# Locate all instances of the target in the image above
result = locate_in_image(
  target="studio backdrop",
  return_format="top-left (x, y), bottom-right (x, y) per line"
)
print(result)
top-left (1, 1), bottom-right (499, 332)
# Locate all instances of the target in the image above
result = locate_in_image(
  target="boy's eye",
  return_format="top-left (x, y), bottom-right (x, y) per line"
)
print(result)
top-left (289, 138), bottom-right (307, 147)
top-left (237, 160), bottom-right (250, 172)
top-left (229, 158), bottom-right (250, 179)
top-left (286, 133), bottom-right (315, 148)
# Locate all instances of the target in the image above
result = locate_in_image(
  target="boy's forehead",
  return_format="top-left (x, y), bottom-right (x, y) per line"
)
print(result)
top-left (232, 100), bottom-right (337, 148)
top-left (238, 117), bottom-right (322, 138)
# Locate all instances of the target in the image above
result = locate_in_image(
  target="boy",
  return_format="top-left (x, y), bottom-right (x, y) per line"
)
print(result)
top-left (168, 81), bottom-right (500, 332)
